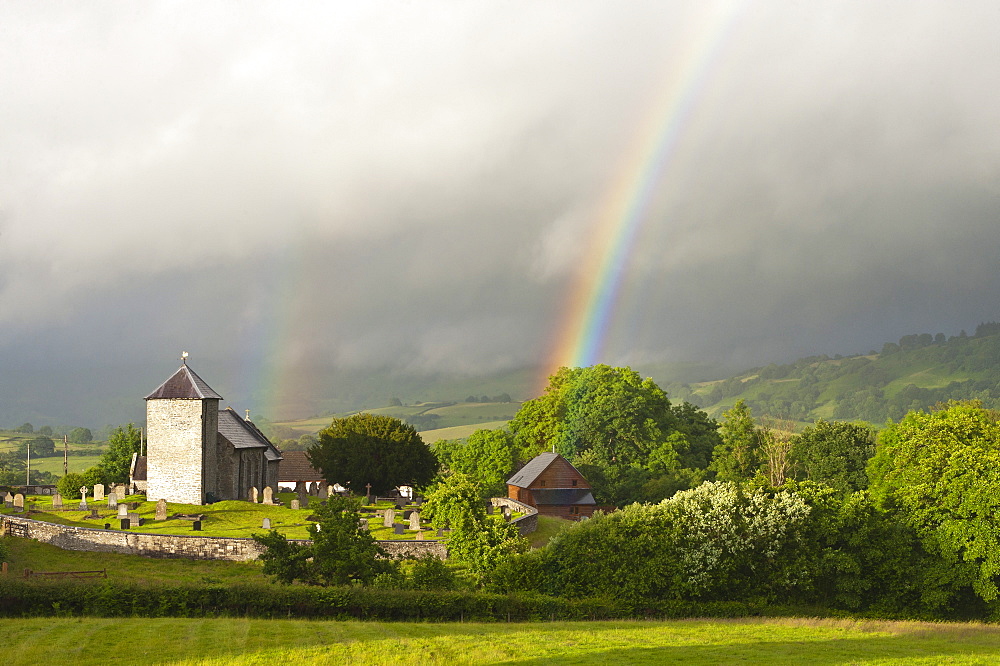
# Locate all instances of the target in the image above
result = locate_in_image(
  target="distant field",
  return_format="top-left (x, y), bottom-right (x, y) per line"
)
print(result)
top-left (24, 455), bottom-right (102, 475)
top-left (2, 617), bottom-right (1000, 665)
top-left (419, 421), bottom-right (510, 443)
top-left (273, 401), bottom-right (519, 439)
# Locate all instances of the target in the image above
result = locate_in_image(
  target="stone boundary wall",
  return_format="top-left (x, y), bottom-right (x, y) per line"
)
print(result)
top-left (0, 515), bottom-right (446, 562)
top-left (491, 497), bottom-right (538, 536)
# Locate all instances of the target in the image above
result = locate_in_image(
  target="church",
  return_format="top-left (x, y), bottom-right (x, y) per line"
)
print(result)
top-left (142, 357), bottom-right (283, 505)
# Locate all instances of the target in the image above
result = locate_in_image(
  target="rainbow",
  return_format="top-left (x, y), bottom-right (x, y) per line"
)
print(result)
top-left (541, 3), bottom-right (746, 387)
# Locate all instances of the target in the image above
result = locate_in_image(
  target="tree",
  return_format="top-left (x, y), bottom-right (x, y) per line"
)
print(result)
top-left (758, 415), bottom-right (796, 486)
top-left (422, 473), bottom-right (526, 582)
top-left (868, 401), bottom-right (1000, 601)
top-left (57, 472), bottom-right (87, 498)
top-left (709, 400), bottom-right (762, 481)
top-left (17, 436), bottom-right (54, 458)
top-left (791, 420), bottom-right (876, 493)
top-left (254, 496), bottom-right (396, 586)
top-left (69, 427), bottom-right (93, 445)
top-left (510, 365), bottom-right (676, 466)
top-left (307, 413), bottom-right (437, 495)
top-left (448, 428), bottom-right (517, 498)
top-left (99, 424), bottom-right (142, 484)
top-left (39, 426), bottom-right (53, 436)
top-left (15, 423), bottom-right (33, 434)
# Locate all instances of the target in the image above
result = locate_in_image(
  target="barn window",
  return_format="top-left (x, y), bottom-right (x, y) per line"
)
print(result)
top-left (572, 479), bottom-right (577, 487)
top-left (540, 480), bottom-right (546, 487)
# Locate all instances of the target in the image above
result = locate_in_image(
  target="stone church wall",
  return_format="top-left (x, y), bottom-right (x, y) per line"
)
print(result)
top-left (146, 398), bottom-right (217, 505)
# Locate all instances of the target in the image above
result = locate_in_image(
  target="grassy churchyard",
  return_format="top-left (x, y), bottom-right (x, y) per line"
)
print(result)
top-left (2, 616), bottom-right (1000, 665)
top-left (0, 493), bottom-right (518, 540)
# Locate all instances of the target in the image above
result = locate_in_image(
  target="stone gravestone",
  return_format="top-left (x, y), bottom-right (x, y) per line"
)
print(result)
top-left (486, 503), bottom-right (494, 515)
top-left (309, 482), bottom-right (319, 497)
top-left (393, 523), bottom-right (405, 536)
top-left (290, 499), bottom-right (300, 510)
top-left (127, 512), bottom-right (142, 528)
top-left (120, 518), bottom-right (130, 530)
top-left (502, 506), bottom-right (511, 521)
top-left (107, 492), bottom-right (117, 509)
top-left (118, 503), bottom-right (129, 518)
top-left (409, 510), bottom-right (421, 531)
top-left (52, 493), bottom-right (62, 509)
top-left (297, 491), bottom-right (309, 509)
top-left (262, 518), bottom-right (271, 530)
top-left (359, 518), bottom-right (369, 531)
top-left (155, 499), bottom-right (167, 521)
top-left (89, 508), bottom-right (99, 519)
top-left (262, 486), bottom-right (274, 505)
top-left (294, 481), bottom-right (306, 496)
top-left (383, 508), bottom-right (395, 528)
top-left (402, 509), bottom-right (412, 520)
top-left (4, 492), bottom-right (12, 507)
top-left (79, 487), bottom-right (88, 510)
top-left (13, 493), bottom-right (24, 512)
top-left (249, 487), bottom-right (259, 504)
top-left (192, 520), bottom-right (202, 531)
top-left (415, 530), bottom-right (424, 541)
top-left (317, 484), bottom-right (328, 500)
top-left (114, 484), bottom-right (128, 499)
top-left (395, 497), bottom-right (407, 510)
top-left (94, 484), bottom-right (105, 501)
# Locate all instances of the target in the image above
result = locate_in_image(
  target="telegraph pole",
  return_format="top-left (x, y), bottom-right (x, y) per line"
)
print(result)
top-left (63, 435), bottom-right (69, 476)
top-left (26, 439), bottom-right (30, 487)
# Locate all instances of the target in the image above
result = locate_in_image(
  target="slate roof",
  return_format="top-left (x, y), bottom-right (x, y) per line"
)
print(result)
top-left (130, 454), bottom-right (147, 481)
top-left (530, 488), bottom-right (596, 506)
top-left (278, 450), bottom-right (325, 482)
top-left (145, 364), bottom-right (223, 400)
top-left (509, 451), bottom-right (587, 488)
top-left (217, 408), bottom-right (283, 461)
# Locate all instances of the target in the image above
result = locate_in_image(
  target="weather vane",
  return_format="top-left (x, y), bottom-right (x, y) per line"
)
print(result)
top-left (181, 351), bottom-right (189, 365)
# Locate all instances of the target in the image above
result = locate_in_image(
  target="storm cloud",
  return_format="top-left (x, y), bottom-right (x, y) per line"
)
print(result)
top-left (2, 1), bottom-right (999, 421)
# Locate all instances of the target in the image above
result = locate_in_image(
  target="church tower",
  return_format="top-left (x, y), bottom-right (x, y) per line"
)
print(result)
top-left (144, 356), bottom-right (222, 505)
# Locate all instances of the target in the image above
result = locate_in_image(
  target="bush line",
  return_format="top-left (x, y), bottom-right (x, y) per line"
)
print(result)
top-left (0, 579), bottom-right (847, 621)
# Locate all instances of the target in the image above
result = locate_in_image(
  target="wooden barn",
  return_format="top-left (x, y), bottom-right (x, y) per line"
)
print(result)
top-left (507, 452), bottom-right (597, 520)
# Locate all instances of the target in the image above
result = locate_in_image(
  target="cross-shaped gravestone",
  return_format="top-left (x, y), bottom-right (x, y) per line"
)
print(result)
top-left (79, 486), bottom-right (88, 509)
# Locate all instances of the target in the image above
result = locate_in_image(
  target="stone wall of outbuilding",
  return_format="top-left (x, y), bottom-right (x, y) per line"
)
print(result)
top-left (490, 497), bottom-right (538, 536)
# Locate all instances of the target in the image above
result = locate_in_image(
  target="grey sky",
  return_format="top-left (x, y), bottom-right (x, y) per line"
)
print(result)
top-left (2, 1), bottom-right (1000, 421)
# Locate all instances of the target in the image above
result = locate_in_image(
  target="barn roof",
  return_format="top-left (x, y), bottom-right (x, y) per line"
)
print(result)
top-left (144, 364), bottom-right (223, 400)
top-left (507, 452), bottom-right (589, 488)
top-left (278, 450), bottom-right (325, 482)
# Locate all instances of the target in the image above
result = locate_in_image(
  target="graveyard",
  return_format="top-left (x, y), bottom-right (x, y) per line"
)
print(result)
top-left (0, 486), bottom-right (522, 542)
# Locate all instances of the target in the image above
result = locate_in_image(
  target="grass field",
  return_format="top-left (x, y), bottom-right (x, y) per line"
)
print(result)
top-left (273, 402), bottom-right (519, 439)
top-left (1, 616), bottom-right (1000, 665)
top-left (420, 421), bottom-right (511, 443)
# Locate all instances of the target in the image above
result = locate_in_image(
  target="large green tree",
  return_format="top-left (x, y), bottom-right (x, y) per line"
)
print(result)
top-left (307, 413), bottom-right (437, 496)
top-left (868, 401), bottom-right (1000, 602)
top-left (792, 419), bottom-right (876, 493)
top-left (99, 424), bottom-right (142, 484)
top-left (709, 400), bottom-right (763, 482)
top-left (445, 428), bottom-right (517, 498)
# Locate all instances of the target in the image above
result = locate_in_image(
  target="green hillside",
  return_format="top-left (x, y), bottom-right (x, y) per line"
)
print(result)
top-left (682, 323), bottom-right (1000, 424)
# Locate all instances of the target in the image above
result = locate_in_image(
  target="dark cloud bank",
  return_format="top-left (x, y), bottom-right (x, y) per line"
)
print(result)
top-left (1, 2), bottom-right (999, 425)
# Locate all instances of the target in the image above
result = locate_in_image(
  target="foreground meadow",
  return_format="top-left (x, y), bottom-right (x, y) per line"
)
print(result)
top-left (3, 617), bottom-right (1000, 665)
